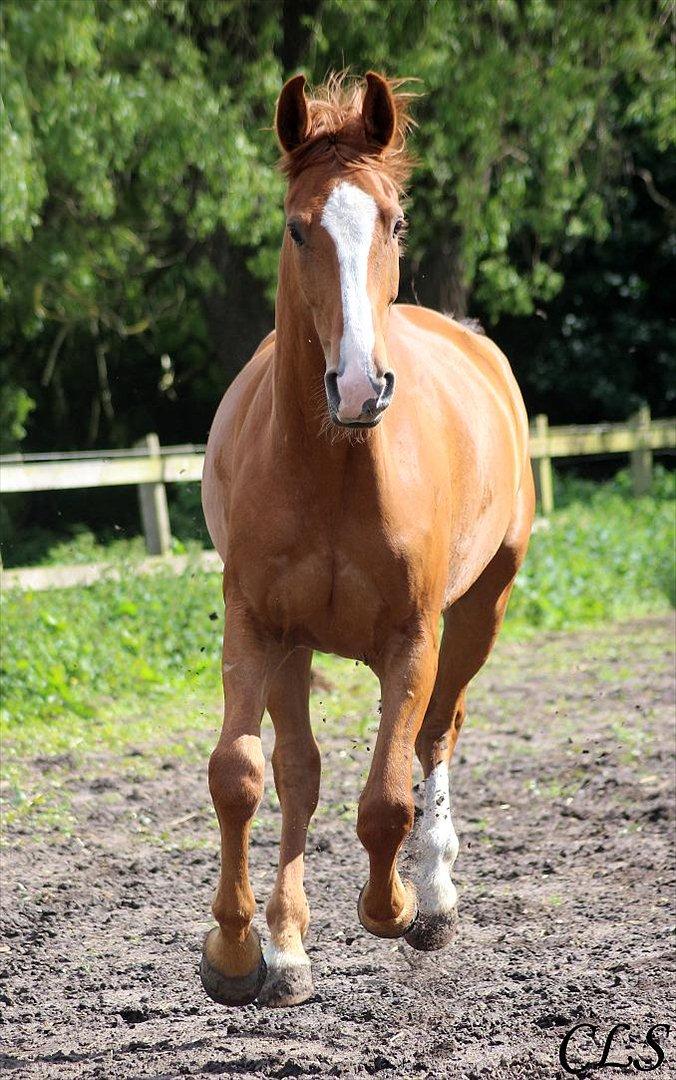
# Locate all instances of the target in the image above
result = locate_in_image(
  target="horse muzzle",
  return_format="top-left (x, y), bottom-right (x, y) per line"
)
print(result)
top-left (324, 369), bottom-right (395, 428)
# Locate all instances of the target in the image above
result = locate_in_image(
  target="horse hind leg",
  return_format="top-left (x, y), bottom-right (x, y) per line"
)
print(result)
top-left (405, 487), bottom-right (533, 952)
top-left (257, 648), bottom-right (320, 1008)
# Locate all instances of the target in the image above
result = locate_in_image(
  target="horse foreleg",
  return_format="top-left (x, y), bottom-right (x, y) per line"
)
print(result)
top-left (407, 484), bottom-right (533, 952)
top-left (200, 600), bottom-right (280, 1007)
top-left (258, 648), bottom-right (320, 1008)
top-left (405, 586), bottom-right (512, 952)
top-left (356, 625), bottom-right (439, 939)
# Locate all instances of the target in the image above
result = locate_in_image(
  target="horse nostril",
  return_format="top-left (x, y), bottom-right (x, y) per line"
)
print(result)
top-left (380, 371), bottom-right (395, 406)
top-left (324, 371), bottom-right (340, 414)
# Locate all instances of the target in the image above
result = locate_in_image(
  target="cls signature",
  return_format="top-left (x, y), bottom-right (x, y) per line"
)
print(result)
top-left (559, 1023), bottom-right (670, 1077)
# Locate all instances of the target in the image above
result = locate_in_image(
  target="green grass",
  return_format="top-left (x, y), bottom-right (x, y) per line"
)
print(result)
top-left (1, 467), bottom-right (673, 830)
top-left (505, 467), bottom-right (674, 633)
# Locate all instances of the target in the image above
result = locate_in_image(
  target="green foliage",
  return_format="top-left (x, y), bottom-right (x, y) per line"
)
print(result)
top-left (0, 0), bottom-right (672, 467)
top-left (309, 0), bottom-right (673, 319)
top-left (1, 557), bottom-right (224, 727)
top-left (0, 0), bottom-right (284, 451)
top-left (496, 130), bottom-right (676, 421)
top-left (169, 483), bottom-right (211, 547)
top-left (0, 483), bottom-right (209, 568)
top-left (0, 372), bottom-right (35, 452)
top-left (507, 468), bottom-right (675, 631)
top-left (1, 472), bottom-right (673, 730)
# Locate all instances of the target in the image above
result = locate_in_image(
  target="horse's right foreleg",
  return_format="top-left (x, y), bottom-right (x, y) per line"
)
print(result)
top-left (200, 598), bottom-right (281, 1007)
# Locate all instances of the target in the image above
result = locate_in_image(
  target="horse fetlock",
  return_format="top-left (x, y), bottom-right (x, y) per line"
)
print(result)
top-left (414, 827), bottom-right (459, 869)
top-left (212, 878), bottom-right (257, 934)
top-left (416, 856), bottom-right (458, 913)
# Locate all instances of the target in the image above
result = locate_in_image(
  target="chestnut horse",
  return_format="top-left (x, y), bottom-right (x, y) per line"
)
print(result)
top-left (200, 72), bottom-right (534, 1008)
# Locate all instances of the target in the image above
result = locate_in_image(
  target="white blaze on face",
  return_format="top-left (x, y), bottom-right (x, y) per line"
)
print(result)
top-left (320, 181), bottom-right (378, 420)
top-left (413, 761), bottom-right (459, 914)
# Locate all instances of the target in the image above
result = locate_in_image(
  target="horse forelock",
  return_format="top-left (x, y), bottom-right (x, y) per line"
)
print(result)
top-left (279, 72), bottom-right (417, 193)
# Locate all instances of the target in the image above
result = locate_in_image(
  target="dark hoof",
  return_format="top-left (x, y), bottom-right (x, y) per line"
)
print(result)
top-left (200, 948), bottom-right (267, 1007)
top-left (404, 907), bottom-right (458, 952)
top-left (257, 962), bottom-right (314, 1008)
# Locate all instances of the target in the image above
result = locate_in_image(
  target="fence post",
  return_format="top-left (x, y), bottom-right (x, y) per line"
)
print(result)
top-left (532, 413), bottom-right (554, 515)
top-left (136, 433), bottom-right (171, 555)
top-left (630, 404), bottom-right (652, 496)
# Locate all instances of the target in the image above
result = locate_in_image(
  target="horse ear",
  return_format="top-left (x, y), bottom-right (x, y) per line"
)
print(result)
top-left (362, 72), bottom-right (396, 149)
top-left (276, 74), bottom-right (309, 153)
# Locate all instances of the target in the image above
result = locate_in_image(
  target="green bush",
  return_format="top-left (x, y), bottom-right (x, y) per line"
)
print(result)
top-left (507, 467), bottom-right (674, 632)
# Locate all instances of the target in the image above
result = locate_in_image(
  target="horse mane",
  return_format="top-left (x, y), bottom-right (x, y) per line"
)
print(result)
top-left (279, 72), bottom-right (417, 193)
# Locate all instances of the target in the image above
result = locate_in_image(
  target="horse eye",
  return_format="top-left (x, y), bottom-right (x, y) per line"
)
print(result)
top-left (288, 222), bottom-right (304, 246)
top-left (393, 218), bottom-right (406, 238)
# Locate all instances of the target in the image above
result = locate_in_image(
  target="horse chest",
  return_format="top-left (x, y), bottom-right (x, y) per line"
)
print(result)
top-left (239, 509), bottom-right (434, 652)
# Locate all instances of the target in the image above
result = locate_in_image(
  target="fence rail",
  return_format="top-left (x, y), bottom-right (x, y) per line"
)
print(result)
top-left (1, 407), bottom-right (674, 591)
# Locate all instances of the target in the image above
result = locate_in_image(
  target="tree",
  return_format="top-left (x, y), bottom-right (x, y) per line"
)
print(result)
top-left (0, 0), bottom-right (673, 467)
top-left (0, 0), bottom-right (284, 450)
top-left (308, 0), bottom-right (674, 322)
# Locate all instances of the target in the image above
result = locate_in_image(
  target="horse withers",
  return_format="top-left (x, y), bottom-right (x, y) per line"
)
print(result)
top-left (200, 72), bottom-right (534, 1008)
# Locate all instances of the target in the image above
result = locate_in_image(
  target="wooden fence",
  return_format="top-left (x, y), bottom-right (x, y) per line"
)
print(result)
top-left (1, 407), bottom-right (674, 591)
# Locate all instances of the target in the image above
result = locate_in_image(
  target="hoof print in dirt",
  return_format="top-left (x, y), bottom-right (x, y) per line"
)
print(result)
top-left (256, 963), bottom-right (314, 1008)
top-left (404, 907), bottom-right (458, 952)
top-left (200, 952), bottom-right (267, 1007)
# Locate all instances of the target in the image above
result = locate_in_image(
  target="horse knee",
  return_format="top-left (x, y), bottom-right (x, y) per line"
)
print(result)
top-left (357, 791), bottom-right (413, 856)
top-left (209, 735), bottom-right (264, 824)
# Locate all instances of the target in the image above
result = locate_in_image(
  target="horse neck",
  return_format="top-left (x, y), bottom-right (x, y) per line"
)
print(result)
top-left (272, 269), bottom-right (325, 438)
top-left (271, 248), bottom-right (342, 441)
top-left (271, 246), bottom-right (386, 494)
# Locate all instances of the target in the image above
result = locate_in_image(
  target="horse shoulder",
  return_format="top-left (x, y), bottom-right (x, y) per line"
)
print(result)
top-left (388, 305), bottom-right (531, 601)
top-left (390, 304), bottom-right (530, 478)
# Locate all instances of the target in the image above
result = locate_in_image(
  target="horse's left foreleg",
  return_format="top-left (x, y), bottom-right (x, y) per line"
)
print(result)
top-left (407, 478), bottom-right (534, 952)
top-left (258, 647), bottom-right (320, 1008)
top-left (356, 624), bottom-right (439, 938)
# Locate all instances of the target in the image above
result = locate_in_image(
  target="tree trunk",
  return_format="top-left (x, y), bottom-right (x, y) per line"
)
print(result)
top-left (204, 232), bottom-right (274, 389)
top-left (281, 0), bottom-right (322, 74)
top-left (435, 231), bottom-right (468, 318)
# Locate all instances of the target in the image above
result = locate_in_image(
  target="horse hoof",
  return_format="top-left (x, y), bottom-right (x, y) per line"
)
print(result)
top-left (404, 906), bottom-right (458, 952)
top-left (257, 961), bottom-right (314, 1008)
top-left (358, 880), bottom-right (418, 939)
top-left (200, 928), bottom-right (267, 1006)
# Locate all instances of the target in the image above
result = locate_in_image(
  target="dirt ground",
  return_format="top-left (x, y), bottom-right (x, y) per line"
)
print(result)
top-left (1, 617), bottom-right (674, 1079)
